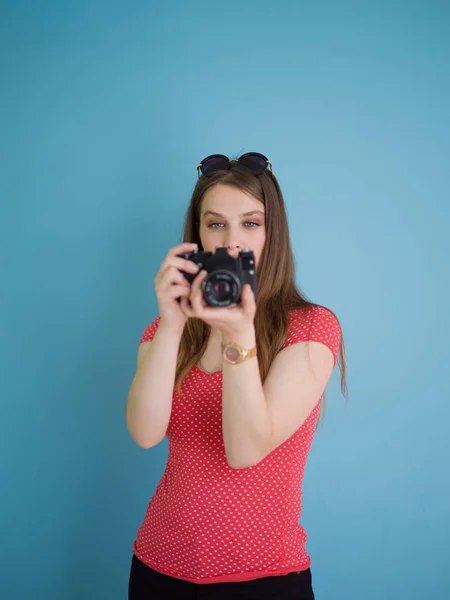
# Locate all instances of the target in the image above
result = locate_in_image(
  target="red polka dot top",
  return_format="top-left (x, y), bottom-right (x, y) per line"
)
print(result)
top-left (132, 305), bottom-right (341, 584)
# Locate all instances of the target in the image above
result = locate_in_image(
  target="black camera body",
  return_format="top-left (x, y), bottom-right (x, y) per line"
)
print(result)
top-left (177, 247), bottom-right (257, 307)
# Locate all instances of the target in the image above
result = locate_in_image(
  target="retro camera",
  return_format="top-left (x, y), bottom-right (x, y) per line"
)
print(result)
top-left (177, 247), bottom-right (257, 307)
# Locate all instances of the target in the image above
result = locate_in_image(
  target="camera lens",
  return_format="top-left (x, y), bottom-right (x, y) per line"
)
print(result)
top-left (203, 271), bottom-right (240, 306)
top-left (213, 280), bottom-right (231, 301)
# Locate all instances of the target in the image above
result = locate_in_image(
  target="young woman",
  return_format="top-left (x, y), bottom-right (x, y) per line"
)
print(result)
top-left (126, 152), bottom-right (347, 600)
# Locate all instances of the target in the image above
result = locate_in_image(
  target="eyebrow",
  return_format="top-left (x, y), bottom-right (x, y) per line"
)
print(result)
top-left (202, 210), bottom-right (265, 219)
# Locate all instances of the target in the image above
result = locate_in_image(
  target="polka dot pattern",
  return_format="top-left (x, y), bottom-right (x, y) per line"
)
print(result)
top-left (133, 306), bottom-right (341, 584)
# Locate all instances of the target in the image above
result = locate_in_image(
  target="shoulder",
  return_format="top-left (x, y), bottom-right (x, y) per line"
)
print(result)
top-left (140, 316), bottom-right (161, 344)
top-left (284, 305), bottom-right (342, 365)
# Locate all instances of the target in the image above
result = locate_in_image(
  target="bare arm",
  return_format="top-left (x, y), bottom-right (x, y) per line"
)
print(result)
top-left (125, 241), bottom-right (200, 448)
top-left (220, 327), bottom-right (271, 469)
top-left (176, 261), bottom-right (340, 469)
top-left (126, 327), bottom-right (180, 448)
top-left (221, 326), bottom-right (334, 469)
top-left (126, 325), bottom-right (182, 448)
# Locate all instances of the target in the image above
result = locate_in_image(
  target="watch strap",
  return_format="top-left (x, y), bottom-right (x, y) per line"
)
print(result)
top-left (221, 341), bottom-right (257, 365)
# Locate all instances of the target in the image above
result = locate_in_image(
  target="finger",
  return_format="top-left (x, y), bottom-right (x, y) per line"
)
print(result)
top-left (241, 284), bottom-right (256, 315)
top-left (191, 269), bottom-right (207, 293)
top-left (190, 271), bottom-right (207, 313)
top-left (167, 284), bottom-right (191, 300)
top-left (180, 295), bottom-right (195, 318)
top-left (159, 256), bottom-right (201, 277)
top-left (167, 242), bottom-right (198, 257)
top-left (156, 266), bottom-right (187, 288)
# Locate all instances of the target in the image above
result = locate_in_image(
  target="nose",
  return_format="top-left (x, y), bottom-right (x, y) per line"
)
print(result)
top-left (226, 242), bottom-right (240, 257)
top-left (222, 228), bottom-right (242, 256)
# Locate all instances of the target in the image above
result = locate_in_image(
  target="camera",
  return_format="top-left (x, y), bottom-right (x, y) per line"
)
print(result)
top-left (177, 247), bottom-right (257, 307)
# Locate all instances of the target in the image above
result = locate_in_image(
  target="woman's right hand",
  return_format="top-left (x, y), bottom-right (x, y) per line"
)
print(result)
top-left (154, 242), bottom-right (201, 334)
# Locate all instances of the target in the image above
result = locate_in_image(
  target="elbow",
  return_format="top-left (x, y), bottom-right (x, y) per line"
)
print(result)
top-left (126, 423), bottom-right (163, 449)
top-left (130, 433), bottom-right (163, 449)
top-left (225, 441), bottom-right (273, 470)
top-left (126, 400), bottom-right (165, 449)
top-left (227, 458), bottom-right (261, 470)
top-left (226, 453), bottom-right (265, 470)
top-left (225, 449), bottom-right (245, 469)
top-left (228, 461), bottom-right (252, 470)
top-left (133, 437), bottom-right (155, 449)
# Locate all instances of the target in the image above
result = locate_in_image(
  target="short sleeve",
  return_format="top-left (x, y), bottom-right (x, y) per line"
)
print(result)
top-left (284, 306), bottom-right (341, 366)
top-left (140, 316), bottom-right (160, 344)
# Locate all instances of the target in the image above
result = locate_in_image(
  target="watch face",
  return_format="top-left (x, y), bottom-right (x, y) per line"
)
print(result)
top-left (224, 345), bottom-right (241, 364)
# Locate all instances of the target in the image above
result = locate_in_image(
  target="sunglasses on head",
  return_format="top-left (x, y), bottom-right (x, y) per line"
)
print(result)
top-left (197, 152), bottom-right (272, 177)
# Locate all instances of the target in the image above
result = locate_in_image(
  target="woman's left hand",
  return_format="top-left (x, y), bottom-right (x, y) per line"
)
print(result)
top-left (179, 270), bottom-right (256, 339)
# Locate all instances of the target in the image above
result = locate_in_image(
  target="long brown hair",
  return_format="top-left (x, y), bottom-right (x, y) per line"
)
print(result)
top-left (175, 164), bottom-right (347, 418)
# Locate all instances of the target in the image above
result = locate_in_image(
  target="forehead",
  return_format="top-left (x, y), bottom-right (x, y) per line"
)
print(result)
top-left (200, 184), bottom-right (264, 216)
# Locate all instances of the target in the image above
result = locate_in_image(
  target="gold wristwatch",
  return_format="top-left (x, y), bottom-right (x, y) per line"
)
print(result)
top-left (221, 341), bottom-right (257, 365)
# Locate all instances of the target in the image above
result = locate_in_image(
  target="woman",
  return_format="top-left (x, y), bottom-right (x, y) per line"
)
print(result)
top-left (126, 152), bottom-right (347, 599)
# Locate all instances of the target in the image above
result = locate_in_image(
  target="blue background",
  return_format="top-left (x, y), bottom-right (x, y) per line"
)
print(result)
top-left (1, 1), bottom-right (449, 598)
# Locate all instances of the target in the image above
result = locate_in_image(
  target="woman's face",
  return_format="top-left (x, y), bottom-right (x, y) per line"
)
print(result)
top-left (198, 183), bottom-right (266, 266)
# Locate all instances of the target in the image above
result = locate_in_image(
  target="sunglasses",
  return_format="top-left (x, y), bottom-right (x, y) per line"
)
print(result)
top-left (197, 152), bottom-right (272, 177)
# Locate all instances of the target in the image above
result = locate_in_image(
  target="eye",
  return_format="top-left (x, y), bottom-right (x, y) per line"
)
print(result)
top-left (245, 221), bottom-right (261, 228)
top-left (207, 222), bottom-right (224, 229)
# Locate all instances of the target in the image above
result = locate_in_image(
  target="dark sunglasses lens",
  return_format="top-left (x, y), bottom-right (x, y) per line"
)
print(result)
top-left (239, 154), bottom-right (267, 175)
top-left (201, 156), bottom-right (229, 176)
